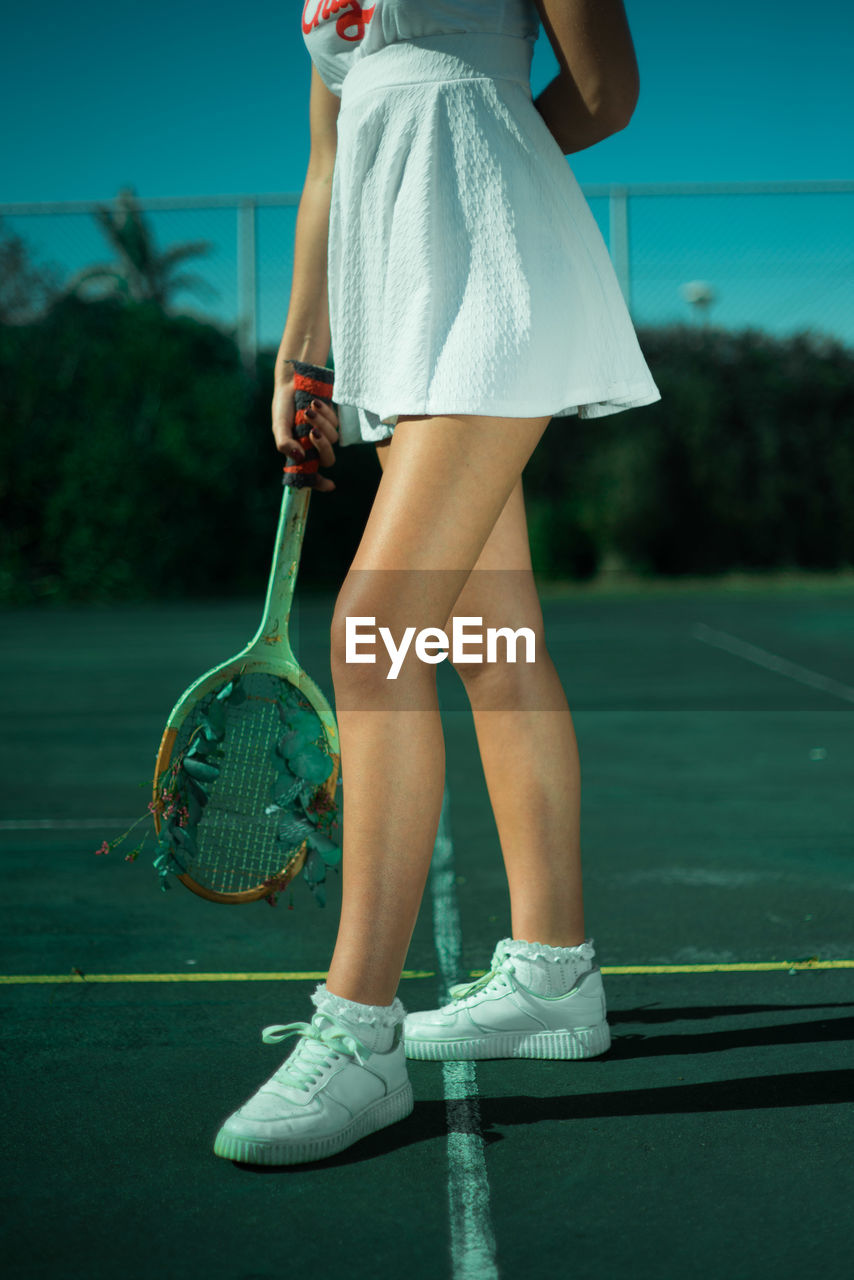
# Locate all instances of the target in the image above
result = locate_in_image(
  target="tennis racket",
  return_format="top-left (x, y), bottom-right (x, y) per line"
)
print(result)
top-left (151, 360), bottom-right (341, 904)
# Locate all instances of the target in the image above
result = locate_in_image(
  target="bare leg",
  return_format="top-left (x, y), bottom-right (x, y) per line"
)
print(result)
top-left (463, 672), bottom-right (585, 948)
top-left (371, 450), bottom-right (585, 950)
top-left (443, 477), bottom-right (585, 949)
top-left (324, 412), bottom-right (552, 1006)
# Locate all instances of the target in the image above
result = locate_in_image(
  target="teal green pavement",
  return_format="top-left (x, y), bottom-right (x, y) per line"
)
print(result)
top-left (1, 584), bottom-right (852, 1278)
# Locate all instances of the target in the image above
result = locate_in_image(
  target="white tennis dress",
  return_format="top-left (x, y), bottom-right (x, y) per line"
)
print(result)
top-left (302, 0), bottom-right (661, 447)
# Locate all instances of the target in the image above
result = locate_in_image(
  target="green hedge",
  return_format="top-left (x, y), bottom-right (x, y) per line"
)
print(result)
top-left (0, 296), bottom-right (380, 602)
top-left (2, 298), bottom-right (852, 603)
top-left (523, 323), bottom-right (854, 577)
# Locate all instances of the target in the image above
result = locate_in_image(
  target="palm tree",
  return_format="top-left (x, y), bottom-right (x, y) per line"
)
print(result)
top-left (62, 185), bottom-right (218, 308)
top-left (0, 216), bottom-right (65, 323)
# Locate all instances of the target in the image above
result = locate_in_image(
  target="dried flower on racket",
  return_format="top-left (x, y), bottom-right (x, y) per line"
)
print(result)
top-left (96, 671), bottom-right (341, 906)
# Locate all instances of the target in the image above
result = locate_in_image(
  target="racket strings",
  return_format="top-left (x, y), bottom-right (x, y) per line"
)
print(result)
top-left (200, 696), bottom-right (281, 891)
top-left (170, 672), bottom-right (331, 895)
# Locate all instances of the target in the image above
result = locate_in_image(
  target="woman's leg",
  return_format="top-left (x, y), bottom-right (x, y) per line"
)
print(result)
top-left (325, 412), bottom-right (552, 1007)
top-left (372, 448), bottom-right (584, 949)
top-left (442, 476), bottom-right (586, 948)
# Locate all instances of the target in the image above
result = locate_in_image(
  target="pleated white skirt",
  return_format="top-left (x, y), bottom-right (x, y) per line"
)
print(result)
top-left (327, 32), bottom-right (661, 446)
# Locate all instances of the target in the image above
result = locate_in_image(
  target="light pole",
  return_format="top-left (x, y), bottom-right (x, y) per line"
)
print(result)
top-left (680, 279), bottom-right (717, 328)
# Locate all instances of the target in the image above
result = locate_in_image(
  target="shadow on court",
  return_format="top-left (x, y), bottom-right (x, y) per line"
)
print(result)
top-left (1, 581), bottom-right (852, 1279)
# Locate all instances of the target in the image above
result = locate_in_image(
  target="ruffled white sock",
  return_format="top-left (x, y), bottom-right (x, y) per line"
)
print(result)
top-left (498, 936), bottom-right (597, 997)
top-left (310, 983), bottom-right (406, 1054)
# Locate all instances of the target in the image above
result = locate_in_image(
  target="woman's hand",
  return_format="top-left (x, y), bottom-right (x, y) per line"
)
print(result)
top-left (272, 375), bottom-right (340, 493)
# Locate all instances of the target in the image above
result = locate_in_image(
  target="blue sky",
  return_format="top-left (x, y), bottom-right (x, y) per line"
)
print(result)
top-left (2, 0), bottom-right (852, 343)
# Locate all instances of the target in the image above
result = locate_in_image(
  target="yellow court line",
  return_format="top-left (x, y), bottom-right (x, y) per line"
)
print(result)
top-left (1, 960), bottom-right (852, 984)
top-left (602, 961), bottom-right (854, 973)
top-left (0, 970), bottom-right (435, 985)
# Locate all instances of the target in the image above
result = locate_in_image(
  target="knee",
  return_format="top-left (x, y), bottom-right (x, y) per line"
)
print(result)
top-left (449, 621), bottom-right (549, 688)
top-left (330, 594), bottom-right (376, 687)
top-left (330, 587), bottom-right (437, 692)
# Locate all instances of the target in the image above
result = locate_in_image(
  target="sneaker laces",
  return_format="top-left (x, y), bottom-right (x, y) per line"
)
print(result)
top-left (259, 1013), bottom-right (372, 1091)
top-left (447, 952), bottom-right (518, 1005)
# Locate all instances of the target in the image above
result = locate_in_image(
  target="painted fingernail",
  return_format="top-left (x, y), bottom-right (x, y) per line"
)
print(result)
top-left (311, 399), bottom-right (320, 409)
top-left (311, 428), bottom-right (321, 438)
top-left (306, 407), bottom-right (316, 419)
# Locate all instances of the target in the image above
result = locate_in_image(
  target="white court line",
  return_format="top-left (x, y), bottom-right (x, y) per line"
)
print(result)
top-left (692, 623), bottom-right (854, 704)
top-left (430, 784), bottom-right (499, 1280)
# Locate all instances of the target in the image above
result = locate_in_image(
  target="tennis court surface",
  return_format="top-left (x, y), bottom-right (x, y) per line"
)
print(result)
top-left (2, 579), bottom-right (852, 1279)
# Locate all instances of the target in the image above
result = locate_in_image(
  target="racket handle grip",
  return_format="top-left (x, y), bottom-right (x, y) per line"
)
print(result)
top-left (282, 360), bottom-right (336, 489)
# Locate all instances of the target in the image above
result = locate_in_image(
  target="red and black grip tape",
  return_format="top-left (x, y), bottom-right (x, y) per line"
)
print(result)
top-left (282, 359), bottom-right (336, 490)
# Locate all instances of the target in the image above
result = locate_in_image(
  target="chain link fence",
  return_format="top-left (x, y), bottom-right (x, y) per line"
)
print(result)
top-left (2, 180), bottom-right (852, 366)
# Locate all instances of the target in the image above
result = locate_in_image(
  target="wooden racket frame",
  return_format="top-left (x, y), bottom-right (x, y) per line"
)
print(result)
top-left (152, 365), bottom-right (340, 903)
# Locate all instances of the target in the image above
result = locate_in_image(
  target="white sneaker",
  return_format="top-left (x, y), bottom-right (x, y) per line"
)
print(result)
top-left (404, 939), bottom-right (611, 1061)
top-left (214, 1007), bottom-right (414, 1165)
